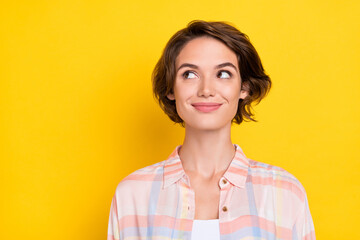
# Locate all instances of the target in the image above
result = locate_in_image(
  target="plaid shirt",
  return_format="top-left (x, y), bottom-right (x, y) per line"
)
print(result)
top-left (107, 144), bottom-right (315, 240)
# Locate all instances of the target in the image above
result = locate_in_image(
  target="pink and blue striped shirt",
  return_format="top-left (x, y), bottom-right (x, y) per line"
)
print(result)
top-left (107, 144), bottom-right (315, 239)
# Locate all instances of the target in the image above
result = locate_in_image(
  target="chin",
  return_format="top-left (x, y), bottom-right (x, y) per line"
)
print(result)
top-left (183, 117), bottom-right (232, 131)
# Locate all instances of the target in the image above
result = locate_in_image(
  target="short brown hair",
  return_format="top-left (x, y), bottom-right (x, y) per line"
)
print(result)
top-left (152, 20), bottom-right (271, 125)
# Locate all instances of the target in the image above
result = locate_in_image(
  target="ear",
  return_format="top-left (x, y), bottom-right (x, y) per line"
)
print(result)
top-left (239, 82), bottom-right (249, 100)
top-left (167, 93), bottom-right (175, 101)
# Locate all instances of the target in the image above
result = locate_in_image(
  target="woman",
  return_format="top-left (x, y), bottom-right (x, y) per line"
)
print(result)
top-left (107, 20), bottom-right (315, 240)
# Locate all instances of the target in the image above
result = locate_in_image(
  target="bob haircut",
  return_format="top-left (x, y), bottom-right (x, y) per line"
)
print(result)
top-left (152, 20), bottom-right (272, 125)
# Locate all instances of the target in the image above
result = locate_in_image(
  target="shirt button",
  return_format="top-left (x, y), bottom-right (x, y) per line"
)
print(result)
top-left (222, 206), bottom-right (228, 212)
top-left (222, 179), bottom-right (227, 184)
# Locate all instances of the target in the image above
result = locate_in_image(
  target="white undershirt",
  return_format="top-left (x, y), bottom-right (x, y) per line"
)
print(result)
top-left (191, 219), bottom-right (220, 240)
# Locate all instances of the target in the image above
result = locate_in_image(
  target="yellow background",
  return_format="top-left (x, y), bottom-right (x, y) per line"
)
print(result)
top-left (1, 0), bottom-right (359, 239)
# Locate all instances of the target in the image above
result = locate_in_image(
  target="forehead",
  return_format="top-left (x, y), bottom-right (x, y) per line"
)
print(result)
top-left (175, 36), bottom-right (238, 68)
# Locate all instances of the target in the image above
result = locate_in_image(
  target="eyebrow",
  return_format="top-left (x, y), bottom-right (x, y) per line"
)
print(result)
top-left (177, 62), bottom-right (238, 72)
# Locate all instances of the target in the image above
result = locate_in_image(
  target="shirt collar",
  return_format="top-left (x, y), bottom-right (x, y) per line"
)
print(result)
top-left (163, 144), bottom-right (249, 189)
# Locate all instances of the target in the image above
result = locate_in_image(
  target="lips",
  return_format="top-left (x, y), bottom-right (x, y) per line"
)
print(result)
top-left (191, 102), bottom-right (222, 113)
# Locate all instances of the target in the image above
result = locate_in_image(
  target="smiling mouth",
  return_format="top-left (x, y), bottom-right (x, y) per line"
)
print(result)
top-left (191, 103), bottom-right (222, 113)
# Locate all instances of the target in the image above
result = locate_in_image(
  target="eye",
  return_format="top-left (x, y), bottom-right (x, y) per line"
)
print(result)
top-left (217, 70), bottom-right (232, 79)
top-left (182, 71), bottom-right (198, 79)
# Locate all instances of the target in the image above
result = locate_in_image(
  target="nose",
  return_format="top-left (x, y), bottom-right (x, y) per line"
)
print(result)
top-left (197, 76), bottom-right (215, 98)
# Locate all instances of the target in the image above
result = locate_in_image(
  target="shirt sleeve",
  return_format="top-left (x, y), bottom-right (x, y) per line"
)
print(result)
top-left (107, 194), bottom-right (120, 240)
top-left (292, 193), bottom-right (316, 240)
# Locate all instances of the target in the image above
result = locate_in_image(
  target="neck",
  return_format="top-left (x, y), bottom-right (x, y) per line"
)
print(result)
top-left (179, 123), bottom-right (236, 179)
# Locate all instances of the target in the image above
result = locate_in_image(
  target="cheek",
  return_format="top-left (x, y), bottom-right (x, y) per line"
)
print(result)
top-left (173, 83), bottom-right (194, 102)
top-left (222, 85), bottom-right (241, 102)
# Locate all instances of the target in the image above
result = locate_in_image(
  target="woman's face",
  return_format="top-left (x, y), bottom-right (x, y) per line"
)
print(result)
top-left (167, 36), bottom-right (249, 131)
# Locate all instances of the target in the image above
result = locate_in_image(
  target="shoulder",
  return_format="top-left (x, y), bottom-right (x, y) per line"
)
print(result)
top-left (247, 159), bottom-right (307, 202)
top-left (113, 160), bottom-right (166, 196)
